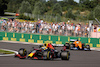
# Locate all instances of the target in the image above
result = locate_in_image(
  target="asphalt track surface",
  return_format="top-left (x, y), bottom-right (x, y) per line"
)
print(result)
top-left (0, 42), bottom-right (100, 67)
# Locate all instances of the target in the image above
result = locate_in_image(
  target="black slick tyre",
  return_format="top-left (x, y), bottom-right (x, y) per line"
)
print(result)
top-left (18, 48), bottom-right (27, 57)
top-left (43, 51), bottom-right (52, 60)
top-left (61, 51), bottom-right (70, 60)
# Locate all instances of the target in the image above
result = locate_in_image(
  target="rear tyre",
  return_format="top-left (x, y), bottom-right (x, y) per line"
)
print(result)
top-left (70, 44), bottom-right (74, 50)
top-left (77, 46), bottom-right (80, 50)
top-left (61, 51), bottom-right (70, 60)
top-left (82, 45), bottom-right (84, 50)
top-left (86, 45), bottom-right (90, 50)
top-left (18, 48), bottom-right (27, 57)
top-left (65, 43), bottom-right (70, 49)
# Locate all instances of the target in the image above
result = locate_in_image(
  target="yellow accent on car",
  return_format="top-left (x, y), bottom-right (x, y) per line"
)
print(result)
top-left (28, 53), bottom-right (33, 57)
top-left (23, 49), bottom-right (26, 56)
top-left (47, 51), bottom-right (50, 59)
top-left (67, 52), bottom-right (69, 59)
top-left (41, 46), bottom-right (47, 50)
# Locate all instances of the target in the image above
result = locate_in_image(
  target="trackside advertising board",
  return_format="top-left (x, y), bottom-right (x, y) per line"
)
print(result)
top-left (0, 32), bottom-right (100, 47)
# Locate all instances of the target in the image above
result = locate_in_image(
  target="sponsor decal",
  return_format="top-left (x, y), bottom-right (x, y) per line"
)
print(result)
top-left (56, 41), bottom-right (62, 44)
top-left (56, 36), bottom-right (62, 44)
top-left (20, 34), bottom-right (25, 42)
top-left (3, 33), bottom-right (8, 40)
top-left (28, 39), bottom-right (34, 43)
top-left (88, 38), bottom-right (91, 43)
top-left (28, 34), bottom-right (34, 43)
top-left (11, 33), bottom-right (16, 41)
top-left (97, 44), bottom-right (100, 47)
top-left (11, 38), bottom-right (16, 41)
top-left (20, 39), bottom-right (25, 42)
top-left (37, 40), bottom-right (43, 43)
top-left (37, 35), bottom-right (43, 43)
top-left (68, 37), bottom-right (70, 42)
top-left (45, 41), bottom-right (52, 43)
top-left (3, 37), bottom-right (8, 40)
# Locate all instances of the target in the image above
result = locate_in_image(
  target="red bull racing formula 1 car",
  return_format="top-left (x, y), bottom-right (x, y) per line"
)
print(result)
top-left (15, 43), bottom-right (70, 60)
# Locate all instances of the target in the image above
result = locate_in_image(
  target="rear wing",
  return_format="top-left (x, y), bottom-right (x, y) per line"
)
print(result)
top-left (70, 39), bottom-right (77, 42)
top-left (52, 44), bottom-right (64, 47)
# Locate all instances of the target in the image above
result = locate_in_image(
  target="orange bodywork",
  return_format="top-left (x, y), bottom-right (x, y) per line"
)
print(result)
top-left (46, 43), bottom-right (54, 50)
top-left (73, 41), bottom-right (82, 49)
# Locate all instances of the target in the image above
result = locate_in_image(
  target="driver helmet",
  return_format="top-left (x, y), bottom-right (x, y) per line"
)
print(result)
top-left (44, 43), bottom-right (46, 46)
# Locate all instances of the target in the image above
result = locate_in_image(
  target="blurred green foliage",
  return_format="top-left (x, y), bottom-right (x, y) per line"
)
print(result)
top-left (1, 0), bottom-right (100, 22)
top-left (0, 0), bottom-right (9, 15)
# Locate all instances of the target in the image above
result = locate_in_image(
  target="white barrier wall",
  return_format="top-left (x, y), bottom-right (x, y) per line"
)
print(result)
top-left (91, 32), bottom-right (100, 38)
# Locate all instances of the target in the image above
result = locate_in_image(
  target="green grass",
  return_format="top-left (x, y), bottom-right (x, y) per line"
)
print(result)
top-left (0, 17), bottom-right (8, 20)
top-left (0, 49), bottom-right (15, 54)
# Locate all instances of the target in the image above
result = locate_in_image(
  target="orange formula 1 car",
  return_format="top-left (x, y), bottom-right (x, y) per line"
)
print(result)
top-left (64, 39), bottom-right (90, 51)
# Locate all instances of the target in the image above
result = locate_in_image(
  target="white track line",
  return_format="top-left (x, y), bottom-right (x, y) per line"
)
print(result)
top-left (0, 49), bottom-right (18, 57)
top-left (90, 48), bottom-right (100, 51)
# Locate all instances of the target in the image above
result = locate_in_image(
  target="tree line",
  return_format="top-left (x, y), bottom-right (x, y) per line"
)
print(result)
top-left (0, 0), bottom-right (100, 21)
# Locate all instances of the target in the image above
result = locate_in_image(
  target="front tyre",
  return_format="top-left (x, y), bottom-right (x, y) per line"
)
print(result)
top-left (18, 48), bottom-right (27, 57)
top-left (61, 51), bottom-right (70, 60)
top-left (43, 51), bottom-right (52, 60)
